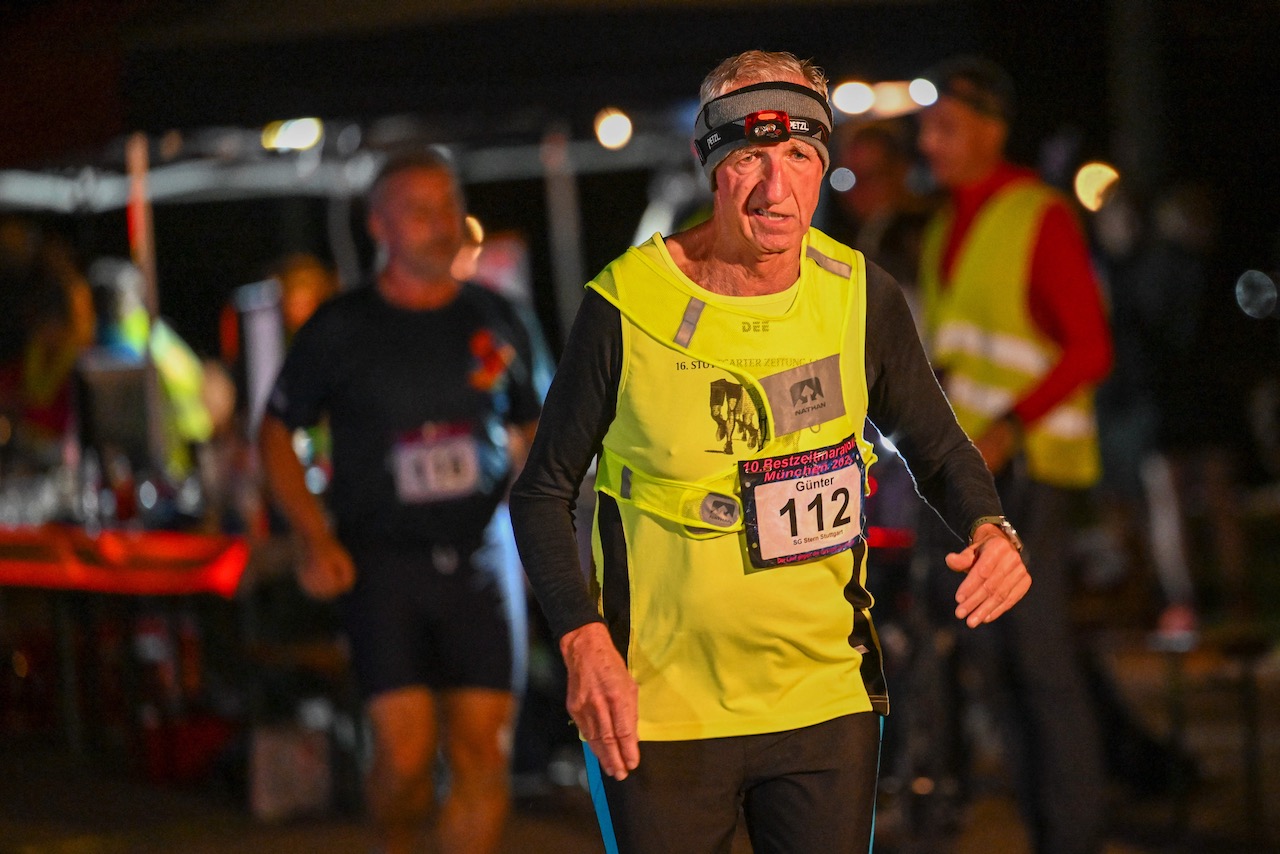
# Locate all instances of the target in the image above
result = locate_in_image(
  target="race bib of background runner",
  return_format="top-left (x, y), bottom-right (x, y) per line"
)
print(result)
top-left (739, 433), bottom-right (865, 568)
top-left (392, 424), bottom-right (481, 504)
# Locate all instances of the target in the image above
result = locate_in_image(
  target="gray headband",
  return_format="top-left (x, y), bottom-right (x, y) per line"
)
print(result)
top-left (692, 81), bottom-right (834, 183)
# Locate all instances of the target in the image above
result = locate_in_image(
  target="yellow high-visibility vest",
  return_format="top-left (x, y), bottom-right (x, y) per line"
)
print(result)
top-left (920, 181), bottom-right (1101, 488)
top-left (585, 229), bottom-right (888, 741)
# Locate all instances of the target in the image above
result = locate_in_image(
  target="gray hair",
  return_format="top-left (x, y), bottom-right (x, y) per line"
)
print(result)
top-left (698, 50), bottom-right (829, 108)
top-left (693, 51), bottom-right (832, 186)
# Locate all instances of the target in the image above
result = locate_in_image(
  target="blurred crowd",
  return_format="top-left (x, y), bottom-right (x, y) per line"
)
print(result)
top-left (812, 104), bottom-right (1279, 849)
top-left (0, 219), bottom-right (342, 536)
top-left (820, 116), bottom-right (1278, 635)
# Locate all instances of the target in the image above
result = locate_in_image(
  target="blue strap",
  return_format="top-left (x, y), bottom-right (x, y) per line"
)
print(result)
top-left (870, 714), bottom-right (885, 852)
top-left (583, 742), bottom-right (621, 854)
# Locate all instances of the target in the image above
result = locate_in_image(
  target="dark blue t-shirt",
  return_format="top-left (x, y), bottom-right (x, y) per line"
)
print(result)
top-left (267, 282), bottom-right (547, 548)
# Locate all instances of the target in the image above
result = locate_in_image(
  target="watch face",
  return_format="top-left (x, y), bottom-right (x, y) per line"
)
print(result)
top-left (999, 521), bottom-right (1023, 552)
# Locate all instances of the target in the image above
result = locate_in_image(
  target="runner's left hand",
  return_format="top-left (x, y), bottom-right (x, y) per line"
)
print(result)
top-left (945, 526), bottom-right (1031, 628)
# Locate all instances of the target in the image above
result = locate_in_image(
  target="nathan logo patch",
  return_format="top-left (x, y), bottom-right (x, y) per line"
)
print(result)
top-left (790, 377), bottom-right (824, 406)
top-left (759, 355), bottom-right (845, 435)
top-left (700, 493), bottom-right (740, 527)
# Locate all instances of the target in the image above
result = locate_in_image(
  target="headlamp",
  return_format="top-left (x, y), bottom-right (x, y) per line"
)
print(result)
top-left (744, 110), bottom-right (791, 144)
top-left (691, 81), bottom-right (833, 182)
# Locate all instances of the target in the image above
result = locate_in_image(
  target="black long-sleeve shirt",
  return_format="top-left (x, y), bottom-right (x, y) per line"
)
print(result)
top-left (511, 261), bottom-right (1001, 640)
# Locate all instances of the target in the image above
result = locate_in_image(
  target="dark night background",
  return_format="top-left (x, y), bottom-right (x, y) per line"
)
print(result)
top-left (4, 7), bottom-right (1280, 849)
top-left (2, 0), bottom-right (1278, 363)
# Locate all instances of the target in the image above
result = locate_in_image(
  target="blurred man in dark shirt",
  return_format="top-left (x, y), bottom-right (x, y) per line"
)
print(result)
top-left (259, 150), bottom-right (543, 854)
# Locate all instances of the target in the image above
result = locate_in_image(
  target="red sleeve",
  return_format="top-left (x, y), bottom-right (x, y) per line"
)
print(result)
top-left (1013, 201), bottom-right (1113, 426)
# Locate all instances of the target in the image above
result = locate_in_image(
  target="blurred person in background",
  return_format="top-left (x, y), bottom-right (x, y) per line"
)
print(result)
top-left (823, 118), bottom-right (936, 310)
top-left (1092, 185), bottom-right (1186, 626)
top-left (276, 253), bottom-right (340, 341)
top-left (916, 56), bottom-right (1112, 854)
top-left (83, 258), bottom-right (213, 484)
top-left (1146, 185), bottom-right (1252, 626)
top-left (1096, 184), bottom-right (1250, 631)
top-left (258, 148), bottom-right (544, 854)
top-left (1081, 183), bottom-right (1215, 798)
top-left (217, 252), bottom-right (340, 395)
top-left (269, 253), bottom-right (340, 492)
top-left (6, 226), bottom-right (96, 468)
top-left (511, 49), bottom-right (1029, 854)
top-left (218, 252), bottom-right (342, 508)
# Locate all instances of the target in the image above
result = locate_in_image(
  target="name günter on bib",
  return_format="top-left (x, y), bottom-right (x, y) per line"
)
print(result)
top-left (739, 433), bottom-right (865, 568)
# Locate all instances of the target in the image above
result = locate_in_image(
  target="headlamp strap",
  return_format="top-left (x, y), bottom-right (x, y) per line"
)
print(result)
top-left (696, 83), bottom-right (834, 169)
top-left (694, 110), bottom-right (830, 165)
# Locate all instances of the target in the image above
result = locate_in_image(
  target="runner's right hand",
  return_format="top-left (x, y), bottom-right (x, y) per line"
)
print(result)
top-left (560, 622), bottom-right (641, 780)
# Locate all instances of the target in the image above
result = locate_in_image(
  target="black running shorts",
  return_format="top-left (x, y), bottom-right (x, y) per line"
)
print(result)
top-left (341, 541), bottom-right (515, 700)
top-left (585, 711), bottom-right (882, 854)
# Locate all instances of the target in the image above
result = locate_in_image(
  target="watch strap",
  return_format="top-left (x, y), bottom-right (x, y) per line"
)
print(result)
top-left (969, 515), bottom-right (1023, 553)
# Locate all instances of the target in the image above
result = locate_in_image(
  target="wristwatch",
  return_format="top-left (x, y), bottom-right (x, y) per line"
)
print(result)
top-left (969, 515), bottom-right (1023, 555)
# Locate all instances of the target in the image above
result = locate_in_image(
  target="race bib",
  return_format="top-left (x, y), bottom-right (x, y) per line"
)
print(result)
top-left (739, 433), bottom-right (864, 568)
top-left (392, 425), bottom-right (481, 504)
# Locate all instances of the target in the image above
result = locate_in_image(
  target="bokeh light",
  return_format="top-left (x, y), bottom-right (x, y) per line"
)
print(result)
top-left (909, 78), bottom-right (938, 106)
top-left (452, 215), bottom-right (485, 280)
top-left (832, 81), bottom-right (875, 115)
top-left (871, 81), bottom-right (918, 118)
top-left (464, 214), bottom-right (485, 246)
top-left (138, 480), bottom-right (158, 510)
top-left (829, 167), bottom-right (856, 192)
top-left (261, 118), bottom-right (324, 151)
top-left (594, 108), bottom-right (633, 150)
top-left (1236, 269), bottom-right (1278, 319)
top-left (1073, 161), bottom-right (1120, 212)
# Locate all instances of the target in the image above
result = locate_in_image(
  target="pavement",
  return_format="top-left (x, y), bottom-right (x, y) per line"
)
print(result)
top-left (2, 623), bottom-right (1278, 854)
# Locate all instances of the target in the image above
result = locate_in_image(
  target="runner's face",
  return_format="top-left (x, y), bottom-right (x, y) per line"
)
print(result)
top-left (369, 167), bottom-right (466, 281)
top-left (713, 137), bottom-right (825, 257)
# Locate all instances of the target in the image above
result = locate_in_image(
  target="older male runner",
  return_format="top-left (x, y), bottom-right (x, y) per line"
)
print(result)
top-left (511, 50), bottom-right (1029, 854)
